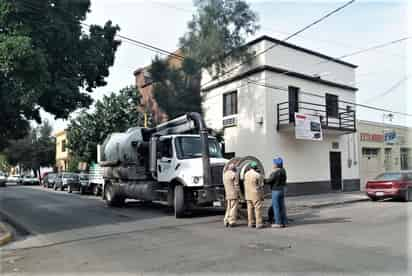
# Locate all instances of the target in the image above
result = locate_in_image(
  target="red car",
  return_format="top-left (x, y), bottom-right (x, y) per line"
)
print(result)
top-left (366, 171), bottom-right (412, 201)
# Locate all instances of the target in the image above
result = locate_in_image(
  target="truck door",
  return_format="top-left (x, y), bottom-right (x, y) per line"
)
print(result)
top-left (157, 138), bottom-right (175, 182)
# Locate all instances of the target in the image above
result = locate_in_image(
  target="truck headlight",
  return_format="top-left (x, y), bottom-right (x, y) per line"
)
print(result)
top-left (192, 176), bottom-right (202, 184)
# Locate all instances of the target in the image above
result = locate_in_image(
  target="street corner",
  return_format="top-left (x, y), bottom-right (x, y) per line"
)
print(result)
top-left (0, 222), bottom-right (13, 247)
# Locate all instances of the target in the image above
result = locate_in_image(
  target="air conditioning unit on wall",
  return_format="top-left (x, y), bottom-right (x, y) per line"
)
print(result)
top-left (222, 116), bottom-right (238, 128)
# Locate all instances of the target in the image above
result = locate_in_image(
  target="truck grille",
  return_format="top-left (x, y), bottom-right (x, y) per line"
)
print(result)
top-left (210, 164), bottom-right (224, 186)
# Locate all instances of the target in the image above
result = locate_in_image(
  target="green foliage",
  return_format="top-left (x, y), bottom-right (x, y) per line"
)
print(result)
top-left (67, 86), bottom-right (145, 164)
top-left (3, 121), bottom-right (56, 172)
top-left (0, 153), bottom-right (10, 172)
top-left (150, 0), bottom-right (258, 119)
top-left (150, 57), bottom-right (202, 119)
top-left (181, 0), bottom-right (259, 74)
top-left (0, 0), bottom-right (121, 148)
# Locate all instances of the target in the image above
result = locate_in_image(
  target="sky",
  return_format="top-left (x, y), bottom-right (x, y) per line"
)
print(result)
top-left (45, 0), bottom-right (411, 131)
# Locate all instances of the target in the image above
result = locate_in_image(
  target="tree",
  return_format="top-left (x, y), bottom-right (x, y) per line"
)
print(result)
top-left (3, 121), bottom-right (55, 176)
top-left (150, 0), bottom-right (259, 119)
top-left (0, 0), bottom-right (121, 149)
top-left (67, 86), bottom-right (145, 164)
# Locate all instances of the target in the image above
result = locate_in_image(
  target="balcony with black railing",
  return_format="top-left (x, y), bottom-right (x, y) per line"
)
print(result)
top-left (277, 101), bottom-right (356, 133)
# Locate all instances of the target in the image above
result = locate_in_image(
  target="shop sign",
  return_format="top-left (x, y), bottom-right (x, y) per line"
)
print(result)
top-left (360, 133), bottom-right (384, 142)
top-left (295, 113), bottom-right (323, 141)
top-left (384, 131), bottom-right (397, 145)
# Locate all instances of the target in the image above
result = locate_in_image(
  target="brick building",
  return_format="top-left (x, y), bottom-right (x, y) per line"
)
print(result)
top-left (133, 49), bottom-right (183, 125)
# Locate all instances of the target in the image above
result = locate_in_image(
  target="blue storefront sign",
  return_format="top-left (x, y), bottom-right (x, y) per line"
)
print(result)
top-left (384, 131), bottom-right (397, 144)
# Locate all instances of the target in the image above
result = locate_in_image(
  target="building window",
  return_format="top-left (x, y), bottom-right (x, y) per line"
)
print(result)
top-left (223, 91), bottom-right (238, 117)
top-left (61, 140), bottom-right (66, 153)
top-left (400, 148), bottom-right (411, 170)
top-left (288, 86), bottom-right (300, 123)
top-left (384, 148), bottom-right (392, 171)
top-left (362, 148), bottom-right (379, 157)
top-left (326, 93), bottom-right (339, 118)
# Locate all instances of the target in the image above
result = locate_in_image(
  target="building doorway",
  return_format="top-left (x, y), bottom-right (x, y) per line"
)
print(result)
top-left (330, 152), bottom-right (342, 191)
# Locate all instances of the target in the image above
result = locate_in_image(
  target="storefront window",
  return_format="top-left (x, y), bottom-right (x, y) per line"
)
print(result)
top-left (400, 148), bottom-right (411, 170)
top-left (384, 148), bottom-right (392, 171)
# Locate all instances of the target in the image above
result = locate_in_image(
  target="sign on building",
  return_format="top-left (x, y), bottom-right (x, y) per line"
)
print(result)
top-left (295, 113), bottom-right (323, 141)
top-left (384, 130), bottom-right (397, 145)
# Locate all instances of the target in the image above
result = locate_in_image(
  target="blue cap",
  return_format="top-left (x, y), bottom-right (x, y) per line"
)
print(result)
top-left (273, 157), bottom-right (283, 167)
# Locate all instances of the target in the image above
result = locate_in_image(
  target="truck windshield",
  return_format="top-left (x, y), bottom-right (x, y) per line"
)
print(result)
top-left (175, 137), bottom-right (222, 159)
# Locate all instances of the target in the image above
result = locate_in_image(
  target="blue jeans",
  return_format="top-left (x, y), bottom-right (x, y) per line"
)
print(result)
top-left (272, 189), bottom-right (288, 225)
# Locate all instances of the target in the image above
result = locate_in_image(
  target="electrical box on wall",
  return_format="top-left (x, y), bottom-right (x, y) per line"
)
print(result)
top-left (332, 142), bottom-right (339, 149)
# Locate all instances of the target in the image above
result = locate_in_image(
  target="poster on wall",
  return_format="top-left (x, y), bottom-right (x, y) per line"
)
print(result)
top-left (295, 113), bottom-right (323, 141)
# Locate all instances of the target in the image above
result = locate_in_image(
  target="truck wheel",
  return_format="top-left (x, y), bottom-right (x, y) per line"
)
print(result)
top-left (93, 184), bottom-right (100, 196)
top-left (105, 183), bottom-right (124, 207)
top-left (174, 185), bottom-right (185, 218)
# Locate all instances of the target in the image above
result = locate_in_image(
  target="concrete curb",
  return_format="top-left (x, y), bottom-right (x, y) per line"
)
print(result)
top-left (304, 198), bottom-right (370, 209)
top-left (0, 222), bottom-right (13, 246)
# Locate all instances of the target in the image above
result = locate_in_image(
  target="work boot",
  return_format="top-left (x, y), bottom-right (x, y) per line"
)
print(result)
top-left (271, 224), bottom-right (282, 228)
top-left (256, 224), bottom-right (264, 229)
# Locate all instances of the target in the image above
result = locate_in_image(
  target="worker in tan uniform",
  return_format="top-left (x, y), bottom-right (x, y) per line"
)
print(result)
top-left (223, 163), bottom-right (240, 227)
top-left (244, 161), bottom-right (265, 229)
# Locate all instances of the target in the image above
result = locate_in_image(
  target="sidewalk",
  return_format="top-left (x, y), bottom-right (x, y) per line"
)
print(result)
top-left (264, 191), bottom-right (369, 213)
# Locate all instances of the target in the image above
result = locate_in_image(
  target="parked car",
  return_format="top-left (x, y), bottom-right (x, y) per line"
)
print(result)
top-left (67, 173), bottom-right (90, 194)
top-left (366, 171), bottom-right (412, 201)
top-left (54, 173), bottom-right (80, 191)
top-left (22, 175), bottom-right (40, 185)
top-left (0, 172), bottom-right (7, 187)
top-left (42, 173), bottom-right (57, 188)
top-left (7, 174), bottom-right (22, 184)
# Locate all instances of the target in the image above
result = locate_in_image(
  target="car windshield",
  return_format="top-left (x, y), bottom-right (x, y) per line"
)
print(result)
top-left (175, 137), bottom-right (222, 159)
top-left (375, 172), bottom-right (403, 181)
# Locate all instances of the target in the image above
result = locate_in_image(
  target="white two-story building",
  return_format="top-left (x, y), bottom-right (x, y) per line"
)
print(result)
top-left (202, 35), bottom-right (360, 195)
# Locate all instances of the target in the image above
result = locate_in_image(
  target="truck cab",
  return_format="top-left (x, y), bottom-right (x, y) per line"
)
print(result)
top-left (157, 135), bottom-right (226, 187)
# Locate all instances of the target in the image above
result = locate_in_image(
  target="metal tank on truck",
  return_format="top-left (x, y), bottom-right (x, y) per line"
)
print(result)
top-left (99, 112), bottom-right (229, 218)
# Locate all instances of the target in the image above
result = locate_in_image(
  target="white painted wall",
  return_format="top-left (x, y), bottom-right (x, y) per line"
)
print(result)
top-left (202, 37), bottom-right (360, 187)
top-left (262, 40), bottom-right (356, 86)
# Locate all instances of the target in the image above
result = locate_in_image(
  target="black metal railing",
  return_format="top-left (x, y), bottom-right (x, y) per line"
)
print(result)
top-left (277, 101), bottom-right (356, 132)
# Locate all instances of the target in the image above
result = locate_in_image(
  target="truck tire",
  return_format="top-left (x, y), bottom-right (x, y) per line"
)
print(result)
top-left (93, 184), bottom-right (100, 196)
top-left (174, 185), bottom-right (185, 218)
top-left (104, 182), bottom-right (125, 207)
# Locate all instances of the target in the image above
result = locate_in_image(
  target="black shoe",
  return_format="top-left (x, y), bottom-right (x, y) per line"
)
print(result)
top-left (228, 224), bottom-right (236, 228)
top-left (224, 222), bottom-right (229, 228)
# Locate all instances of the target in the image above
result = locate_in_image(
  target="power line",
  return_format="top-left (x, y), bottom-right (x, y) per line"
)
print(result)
top-left (248, 34), bottom-right (411, 87)
top-left (201, 0), bottom-right (356, 89)
top-left (361, 75), bottom-right (410, 104)
top-left (338, 37), bottom-right (412, 59)
top-left (17, 0), bottom-right (184, 61)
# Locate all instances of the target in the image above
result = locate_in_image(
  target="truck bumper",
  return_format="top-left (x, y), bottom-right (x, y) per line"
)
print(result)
top-left (190, 186), bottom-right (225, 207)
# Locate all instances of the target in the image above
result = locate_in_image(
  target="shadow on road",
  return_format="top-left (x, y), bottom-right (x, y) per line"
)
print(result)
top-left (0, 186), bottom-right (225, 237)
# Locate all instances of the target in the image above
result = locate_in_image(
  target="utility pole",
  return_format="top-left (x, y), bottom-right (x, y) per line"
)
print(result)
top-left (382, 112), bottom-right (394, 171)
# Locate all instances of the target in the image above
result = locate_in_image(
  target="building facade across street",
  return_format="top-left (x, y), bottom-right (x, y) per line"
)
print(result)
top-left (201, 35), bottom-right (360, 196)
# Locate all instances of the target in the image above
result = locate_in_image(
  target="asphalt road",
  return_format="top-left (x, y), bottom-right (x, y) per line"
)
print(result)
top-left (0, 185), bottom-right (411, 275)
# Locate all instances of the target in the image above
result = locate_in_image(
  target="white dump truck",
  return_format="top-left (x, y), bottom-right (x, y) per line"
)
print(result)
top-left (100, 112), bottom-right (229, 217)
